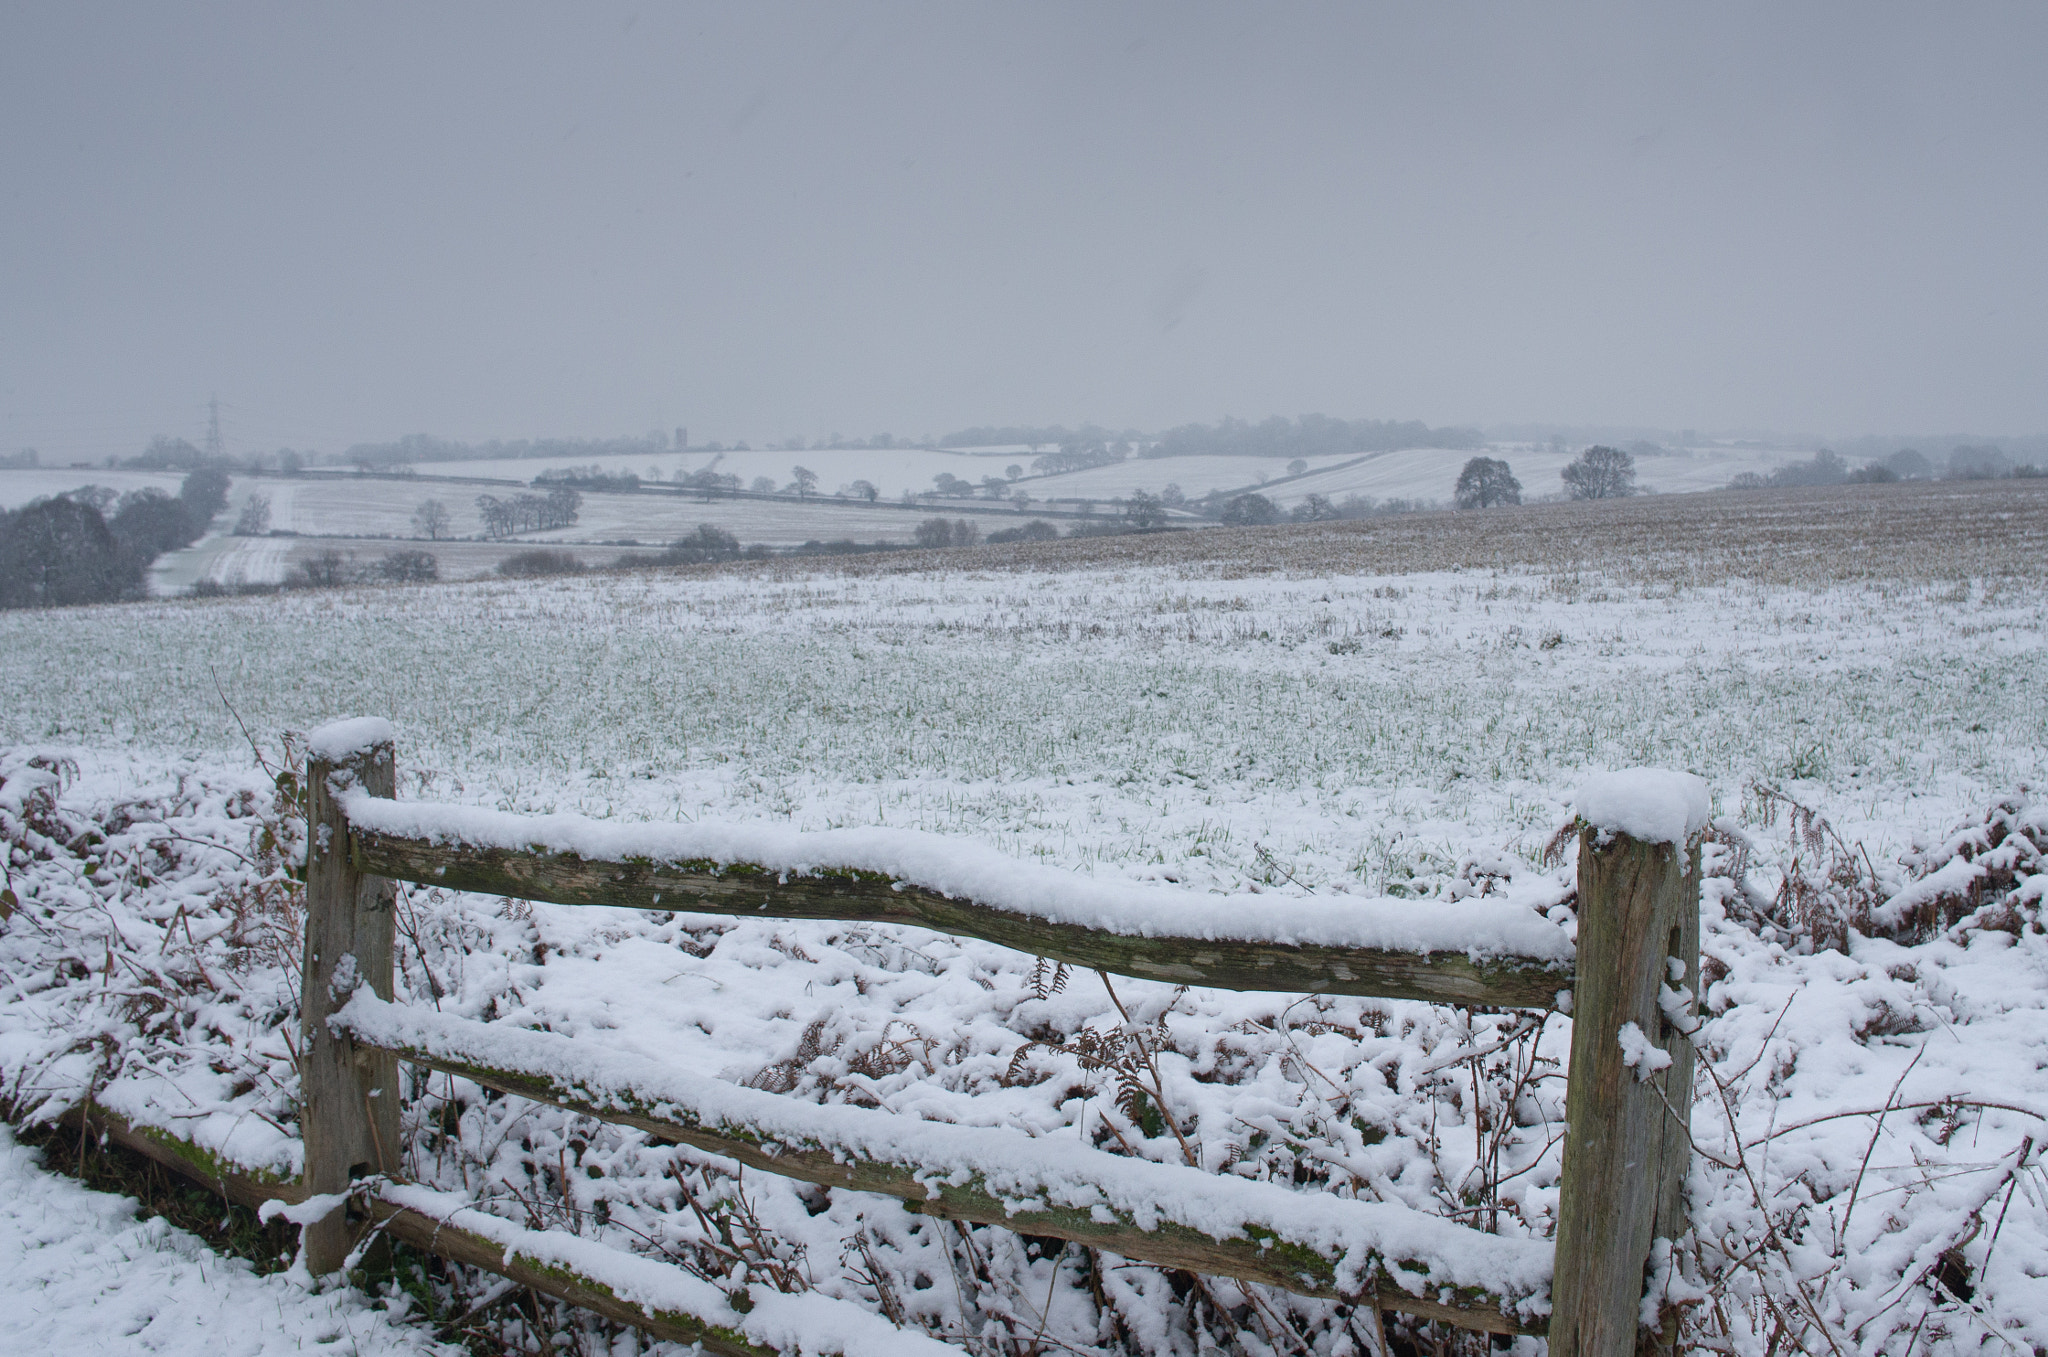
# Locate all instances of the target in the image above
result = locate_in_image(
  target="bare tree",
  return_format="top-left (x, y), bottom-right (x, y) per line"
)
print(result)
top-left (1561, 445), bottom-right (1636, 500)
top-left (412, 498), bottom-right (451, 540)
top-left (233, 494), bottom-right (272, 535)
top-left (790, 465), bottom-right (818, 498)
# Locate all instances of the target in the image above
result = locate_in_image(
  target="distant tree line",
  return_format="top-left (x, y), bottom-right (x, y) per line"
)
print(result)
top-left (532, 465), bottom-right (643, 494)
top-left (0, 469), bottom-right (229, 609)
top-left (1729, 444), bottom-right (2045, 491)
top-left (937, 424), bottom-right (1141, 451)
top-left (338, 432), bottom-right (674, 470)
top-left (1151, 414), bottom-right (1484, 460)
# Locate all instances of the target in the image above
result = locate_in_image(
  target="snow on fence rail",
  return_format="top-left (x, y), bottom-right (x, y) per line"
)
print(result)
top-left (118, 718), bottom-right (1708, 1357)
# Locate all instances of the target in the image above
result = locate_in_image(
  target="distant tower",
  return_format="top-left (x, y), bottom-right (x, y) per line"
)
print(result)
top-left (676, 426), bottom-right (687, 452)
top-left (205, 396), bottom-right (225, 462)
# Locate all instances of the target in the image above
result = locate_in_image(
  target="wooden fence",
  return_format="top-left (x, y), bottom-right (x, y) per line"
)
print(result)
top-left (92, 721), bottom-right (1707, 1357)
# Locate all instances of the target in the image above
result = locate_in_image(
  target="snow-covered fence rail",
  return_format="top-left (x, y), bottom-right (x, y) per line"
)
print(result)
top-left (338, 796), bottom-right (1577, 1010)
top-left (284, 720), bottom-right (1704, 1355)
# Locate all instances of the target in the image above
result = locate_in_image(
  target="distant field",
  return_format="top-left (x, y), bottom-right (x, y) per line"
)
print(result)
top-left (2, 455), bottom-right (1998, 598)
top-left (0, 467), bottom-right (184, 508)
top-left (1017, 452), bottom-right (1362, 501)
top-left (894, 476), bottom-right (2048, 588)
top-left (450, 445), bottom-right (1022, 501)
top-left (1272, 443), bottom-right (1799, 507)
top-left (161, 482), bottom-right (1067, 586)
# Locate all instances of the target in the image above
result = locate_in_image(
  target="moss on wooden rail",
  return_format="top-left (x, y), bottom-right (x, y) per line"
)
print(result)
top-left (348, 829), bottom-right (1569, 1010)
top-left (362, 1199), bottom-right (776, 1357)
top-left (362, 1030), bottom-right (1546, 1334)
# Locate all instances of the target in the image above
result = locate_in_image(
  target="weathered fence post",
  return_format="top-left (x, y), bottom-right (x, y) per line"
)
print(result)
top-left (1549, 772), bottom-right (1706, 1357)
top-left (300, 718), bottom-right (401, 1274)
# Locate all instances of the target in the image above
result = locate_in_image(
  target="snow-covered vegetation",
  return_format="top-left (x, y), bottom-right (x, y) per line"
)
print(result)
top-left (3, 481), bottom-right (2047, 1354)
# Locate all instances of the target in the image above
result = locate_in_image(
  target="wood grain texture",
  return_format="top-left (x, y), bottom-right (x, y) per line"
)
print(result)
top-left (300, 741), bottom-right (402, 1274)
top-left (365, 1033), bottom-right (1544, 1334)
top-left (348, 829), bottom-right (1570, 1009)
top-left (1547, 826), bottom-right (1700, 1357)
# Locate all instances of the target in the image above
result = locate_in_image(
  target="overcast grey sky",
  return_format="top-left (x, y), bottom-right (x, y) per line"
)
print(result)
top-left (3, 2), bottom-right (2044, 459)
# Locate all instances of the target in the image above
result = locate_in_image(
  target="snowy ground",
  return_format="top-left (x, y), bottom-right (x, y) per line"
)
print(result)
top-left (0, 1128), bottom-right (447, 1356)
top-left (4, 483), bottom-right (2047, 1354)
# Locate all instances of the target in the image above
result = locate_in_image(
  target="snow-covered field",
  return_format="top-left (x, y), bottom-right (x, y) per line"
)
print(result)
top-left (4, 482), bottom-right (2047, 1354)
top-left (0, 467), bottom-right (186, 508)
top-left (1264, 445), bottom-right (1802, 510)
top-left (1017, 453), bottom-right (1363, 502)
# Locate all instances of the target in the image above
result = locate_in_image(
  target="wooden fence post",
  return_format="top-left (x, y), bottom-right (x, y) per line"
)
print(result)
top-left (300, 719), bottom-right (401, 1274)
top-left (1549, 782), bottom-right (1703, 1357)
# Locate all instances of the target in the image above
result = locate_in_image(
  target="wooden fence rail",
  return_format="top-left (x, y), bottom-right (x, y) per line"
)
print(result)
top-left (114, 718), bottom-right (1707, 1357)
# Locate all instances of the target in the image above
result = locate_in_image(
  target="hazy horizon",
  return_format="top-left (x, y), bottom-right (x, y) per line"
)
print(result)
top-left (5, 3), bottom-right (2045, 463)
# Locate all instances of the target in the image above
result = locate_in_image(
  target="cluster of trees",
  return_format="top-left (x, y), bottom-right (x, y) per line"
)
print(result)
top-left (927, 471), bottom-right (1019, 500)
top-left (496, 549), bottom-right (584, 578)
top-left (1030, 443), bottom-right (1131, 475)
top-left (474, 489), bottom-right (581, 538)
top-left (678, 468), bottom-right (743, 498)
top-left (1206, 489), bottom-right (1434, 526)
top-left (913, 517), bottom-right (983, 548)
top-left (651, 525), bottom-right (742, 565)
top-left (533, 466), bottom-right (642, 494)
top-left (1152, 414), bottom-right (1484, 460)
top-left (985, 519), bottom-right (1062, 545)
top-left (263, 548), bottom-right (439, 590)
top-left (0, 470), bottom-right (230, 609)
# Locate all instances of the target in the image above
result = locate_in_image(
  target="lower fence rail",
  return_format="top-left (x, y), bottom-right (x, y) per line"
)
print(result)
top-left (61, 1099), bottom-right (950, 1357)
top-left (334, 990), bottom-right (1552, 1333)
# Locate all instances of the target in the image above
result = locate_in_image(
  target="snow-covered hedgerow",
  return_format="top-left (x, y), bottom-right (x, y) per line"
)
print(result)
top-left (4, 747), bottom-right (2047, 1355)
